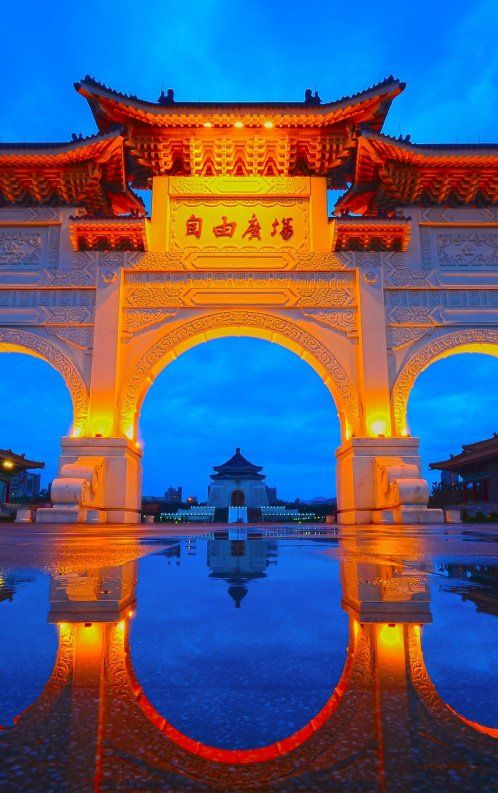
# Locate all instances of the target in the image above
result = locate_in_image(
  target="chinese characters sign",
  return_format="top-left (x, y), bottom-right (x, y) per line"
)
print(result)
top-left (170, 199), bottom-right (309, 252)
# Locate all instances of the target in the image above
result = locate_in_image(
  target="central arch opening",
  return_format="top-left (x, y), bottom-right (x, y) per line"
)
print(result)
top-left (139, 336), bottom-right (341, 516)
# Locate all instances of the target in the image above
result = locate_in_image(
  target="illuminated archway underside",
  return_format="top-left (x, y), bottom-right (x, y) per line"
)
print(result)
top-left (392, 329), bottom-right (498, 435)
top-left (119, 311), bottom-right (361, 439)
top-left (0, 329), bottom-right (89, 436)
top-left (1, 76), bottom-right (498, 524)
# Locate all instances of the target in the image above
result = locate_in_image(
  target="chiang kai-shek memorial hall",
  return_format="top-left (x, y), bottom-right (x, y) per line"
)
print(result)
top-left (208, 448), bottom-right (269, 508)
top-left (1, 75), bottom-right (498, 525)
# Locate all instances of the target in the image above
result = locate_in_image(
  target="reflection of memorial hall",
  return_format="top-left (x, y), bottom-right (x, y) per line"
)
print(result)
top-left (207, 537), bottom-right (276, 607)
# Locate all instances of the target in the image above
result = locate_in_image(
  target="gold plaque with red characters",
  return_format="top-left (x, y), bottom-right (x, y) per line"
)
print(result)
top-left (170, 198), bottom-right (309, 252)
top-left (167, 176), bottom-right (311, 253)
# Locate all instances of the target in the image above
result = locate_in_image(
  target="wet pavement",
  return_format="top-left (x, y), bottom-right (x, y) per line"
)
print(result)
top-left (1, 522), bottom-right (497, 791)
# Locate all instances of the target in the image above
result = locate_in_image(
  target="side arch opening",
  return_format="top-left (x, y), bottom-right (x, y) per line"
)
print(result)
top-left (396, 338), bottom-right (498, 515)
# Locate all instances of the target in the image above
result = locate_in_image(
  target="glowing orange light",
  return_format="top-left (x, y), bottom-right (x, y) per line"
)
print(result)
top-left (2, 460), bottom-right (14, 470)
top-left (234, 121), bottom-right (244, 128)
top-left (263, 120), bottom-right (274, 128)
top-left (116, 619), bottom-right (125, 634)
top-left (128, 609), bottom-right (135, 618)
top-left (203, 121), bottom-right (212, 128)
top-left (379, 623), bottom-right (403, 648)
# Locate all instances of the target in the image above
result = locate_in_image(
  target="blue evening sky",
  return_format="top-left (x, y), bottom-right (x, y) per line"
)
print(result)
top-left (1, 0), bottom-right (498, 499)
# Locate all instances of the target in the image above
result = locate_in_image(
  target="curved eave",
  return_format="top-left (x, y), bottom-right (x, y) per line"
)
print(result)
top-left (0, 129), bottom-right (126, 167)
top-left (358, 129), bottom-right (498, 168)
top-left (210, 473), bottom-right (266, 481)
top-left (75, 77), bottom-right (405, 131)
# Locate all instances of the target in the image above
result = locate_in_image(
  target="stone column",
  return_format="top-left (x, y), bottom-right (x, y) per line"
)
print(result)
top-left (336, 257), bottom-right (442, 524)
top-left (38, 263), bottom-right (143, 524)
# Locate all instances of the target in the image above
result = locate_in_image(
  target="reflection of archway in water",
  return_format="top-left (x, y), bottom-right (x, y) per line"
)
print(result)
top-left (117, 620), bottom-right (498, 776)
top-left (129, 547), bottom-right (348, 750)
top-left (0, 572), bottom-right (58, 727)
top-left (5, 608), bottom-right (498, 788)
top-left (421, 577), bottom-right (498, 730)
top-left (231, 489), bottom-right (245, 507)
top-left (137, 335), bottom-right (342, 502)
top-left (121, 619), bottom-right (356, 763)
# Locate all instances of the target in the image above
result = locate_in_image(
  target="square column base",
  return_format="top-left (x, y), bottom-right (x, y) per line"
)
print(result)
top-left (36, 437), bottom-right (143, 525)
top-left (336, 437), bottom-right (444, 526)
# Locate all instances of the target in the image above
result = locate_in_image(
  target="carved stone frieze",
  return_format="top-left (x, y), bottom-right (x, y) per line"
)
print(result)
top-left (387, 306), bottom-right (438, 325)
top-left (392, 328), bottom-right (498, 433)
top-left (44, 306), bottom-right (93, 324)
top-left (125, 251), bottom-right (187, 271)
top-left (96, 251), bottom-right (139, 269)
top-left (0, 328), bottom-right (89, 434)
top-left (382, 252), bottom-right (431, 287)
top-left (0, 289), bottom-right (93, 307)
top-left (119, 311), bottom-right (361, 436)
top-left (0, 289), bottom-right (94, 313)
top-left (386, 289), bottom-right (498, 311)
top-left (46, 326), bottom-right (93, 349)
top-left (46, 267), bottom-right (96, 286)
top-left (302, 309), bottom-right (356, 334)
top-left (0, 207), bottom-right (60, 222)
top-left (124, 309), bottom-right (177, 333)
top-left (168, 175), bottom-right (311, 197)
top-left (124, 272), bottom-right (355, 309)
top-left (120, 249), bottom-right (353, 273)
top-left (0, 226), bottom-right (60, 268)
top-left (387, 326), bottom-right (434, 350)
top-left (420, 226), bottom-right (498, 269)
top-left (421, 207), bottom-right (498, 223)
top-left (294, 251), bottom-right (351, 271)
top-left (437, 231), bottom-right (498, 267)
top-left (0, 231), bottom-right (42, 265)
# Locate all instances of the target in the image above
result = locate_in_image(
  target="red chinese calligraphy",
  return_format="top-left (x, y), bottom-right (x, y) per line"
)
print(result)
top-left (213, 216), bottom-right (237, 238)
top-left (270, 217), bottom-right (294, 240)
top-left (242, 213), bottom-right (262, 240)
top-left (280, 217), bottom-right (294, 241)
top-left (186, 214), bottom-right (202, 239)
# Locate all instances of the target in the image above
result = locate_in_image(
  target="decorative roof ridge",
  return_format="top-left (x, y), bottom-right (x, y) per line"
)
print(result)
top-left (461, 433), bottom-right (498, 450)
top-left (357, 127), bottom-right (498, 153)
top-left (0, 127), bottom-right (125, 154)
top-left (333, 214), bottom-right (411, 222)
top-left (213, 447), bottom-right (263, 472)
top-left (0, 448), bottom-right (45, 468)
top-left (429, 433), bottom-right (498, 468)
top-left (75, 74), bottom-right (405, 112)
top-left (69, 213), bottom-right (147, 222)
